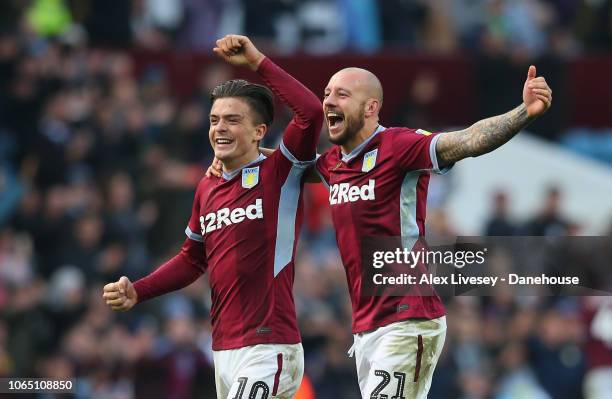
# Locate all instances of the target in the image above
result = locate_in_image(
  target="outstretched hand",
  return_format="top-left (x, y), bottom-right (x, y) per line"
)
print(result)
top-left (523, 65), bottom-right (552, 118)
top-left (103, 276), bottom-right (137, 312)
top-left (213, 35), bottom-right (265, 71)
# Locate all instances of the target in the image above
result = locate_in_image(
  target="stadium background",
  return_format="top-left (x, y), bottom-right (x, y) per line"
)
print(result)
top-left (1, 0), bottom-right (612, 398)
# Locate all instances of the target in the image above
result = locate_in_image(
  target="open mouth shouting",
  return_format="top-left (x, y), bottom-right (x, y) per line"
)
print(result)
top-left (326, 110), bottom-right (345, 134)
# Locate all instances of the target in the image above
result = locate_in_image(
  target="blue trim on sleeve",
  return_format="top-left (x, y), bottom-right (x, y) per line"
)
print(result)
top-left (185, 226), bottom-right (203, 242)
top-left (430, 134), bottom-right (453, 175)
top-left (279, 140), bottom-right (316, 168)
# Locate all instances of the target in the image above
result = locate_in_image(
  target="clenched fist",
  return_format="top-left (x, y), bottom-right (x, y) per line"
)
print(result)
top-left (103, 276), bottom-right (137, 312)
top-left (213, 35), bottom-right (265, 71)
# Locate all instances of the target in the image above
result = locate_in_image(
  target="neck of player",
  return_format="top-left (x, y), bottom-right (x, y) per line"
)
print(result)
top-left (340, 119), bottom-right (380, 155)
top-left (222, 148), bottom-right (261, 174)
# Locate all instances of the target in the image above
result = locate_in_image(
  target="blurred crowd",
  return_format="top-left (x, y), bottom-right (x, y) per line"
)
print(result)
top-left (1, 1), bottom-right (612, 399)
top-left (3, 0), bottom-right (611, 57)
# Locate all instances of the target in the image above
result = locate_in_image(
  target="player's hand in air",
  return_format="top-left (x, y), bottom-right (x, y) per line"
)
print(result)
top-left (206, 157), bottom-right (223, 178)
top-left (213, 35), bottom-right (265, 71)
top-left (103, 276), bottom-right (137, 312)
top-left (523, 65), bottom-right (552, 118)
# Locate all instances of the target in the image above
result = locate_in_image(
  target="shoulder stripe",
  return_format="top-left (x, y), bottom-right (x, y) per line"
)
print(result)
top-left (314, 167), bottom-right (329, 189)
top-left (273, 165), bottom-right (306, 276)
top-left (399, 171), bottom-right (420, 239)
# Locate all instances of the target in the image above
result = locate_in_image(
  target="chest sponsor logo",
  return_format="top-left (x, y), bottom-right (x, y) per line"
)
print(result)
top-left (361, 148), bottom-right (378, 172)
top-left (200, 198), bottom-right (263, 235)
top-left (329, 179), bottom-right (375, 205)
top-left (242, 166), bottom-right (260, 189)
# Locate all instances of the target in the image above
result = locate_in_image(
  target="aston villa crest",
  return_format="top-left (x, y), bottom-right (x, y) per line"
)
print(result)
top-left (362, 149), bottom-right (378, 172)
top-left (242, 166), bottom-right (260, 189)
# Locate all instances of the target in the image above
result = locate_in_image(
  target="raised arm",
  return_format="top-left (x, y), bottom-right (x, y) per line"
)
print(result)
top-left (214, 35), bottom-right (323, 161)
top-left (436, 65), bottom-right (552, 168)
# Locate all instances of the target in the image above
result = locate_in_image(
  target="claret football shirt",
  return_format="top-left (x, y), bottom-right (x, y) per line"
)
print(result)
top-left (134, 57), bottom-right (323, 350)
top-left (315, 126), bottom-right (451, 333)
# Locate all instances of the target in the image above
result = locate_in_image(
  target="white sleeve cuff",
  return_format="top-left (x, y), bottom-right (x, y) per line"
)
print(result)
top-left (429, 133), bottom-right (453, 175)
top-left (185, 226), bottom-right (203, 242)
top-left (279, 140), bottom-right (316, 168)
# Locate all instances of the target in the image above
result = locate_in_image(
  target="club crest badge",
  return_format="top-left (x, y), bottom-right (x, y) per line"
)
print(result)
top-left (362, 149), bottom-right (378, 172)
top-left (242, 166), bottom-right (260, 189)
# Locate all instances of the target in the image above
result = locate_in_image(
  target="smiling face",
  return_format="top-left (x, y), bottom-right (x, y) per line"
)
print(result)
top-left (323, 68), bottom-right (383, 148)
top-left (209, 97), bottom-right (266, 170)
top-left (208, 80), bottom-right (273, 172)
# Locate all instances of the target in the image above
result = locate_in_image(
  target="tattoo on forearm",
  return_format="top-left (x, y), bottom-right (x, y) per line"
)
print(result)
top-left (436, 104), bottom-right (534, 166)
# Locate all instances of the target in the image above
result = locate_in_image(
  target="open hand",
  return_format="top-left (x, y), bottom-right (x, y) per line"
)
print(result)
top-left (213, 35), bottom-right (265, 71)
top-left (523, 65), bottom-right (552, 118)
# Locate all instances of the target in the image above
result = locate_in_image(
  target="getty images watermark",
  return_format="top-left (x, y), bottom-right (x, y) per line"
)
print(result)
top-left (361, 236), bottom-right (612, 296)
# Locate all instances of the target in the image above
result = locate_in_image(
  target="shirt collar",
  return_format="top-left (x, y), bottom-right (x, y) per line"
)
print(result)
top-left (222, 153), bottom-right (267, 181)
top-left (341, 125), bottom-right (386, 163)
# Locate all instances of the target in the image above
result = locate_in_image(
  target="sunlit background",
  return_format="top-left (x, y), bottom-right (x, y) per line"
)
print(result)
top-left (1, 1), bottom-right (612, 398)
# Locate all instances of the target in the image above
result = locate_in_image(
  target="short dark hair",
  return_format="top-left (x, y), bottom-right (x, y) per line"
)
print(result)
top-left (210, 79), bottom-right (274, 126)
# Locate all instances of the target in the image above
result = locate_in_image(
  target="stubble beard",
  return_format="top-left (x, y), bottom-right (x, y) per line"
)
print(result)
top-left (329, 107), bottom-right (365, 146)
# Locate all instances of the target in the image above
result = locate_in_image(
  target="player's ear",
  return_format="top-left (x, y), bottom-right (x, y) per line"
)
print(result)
top-left (364, 98), bottom-right (380, 118)
top-left (253, 123), bottom-right (267, 141)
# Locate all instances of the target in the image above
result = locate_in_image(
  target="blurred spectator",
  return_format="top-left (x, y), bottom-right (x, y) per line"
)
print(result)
top-left (495, 341), bottom-right (551, 398)
top-left (0, 164), bottom-right (23, 227)
top-left (151, 313), bottom-right (215, 398)
top-left (244, 0), bottom-right (297, 52)
top-left (133, 0), bottom-right (183, 50)
top-left (574, 0), bottom-right (612, 51)
top-left (297, 1), bottom-right (348, 54)
top-left (59, 214), bottom-right (105, 283)
top-left (84, 0), bottom-right (132, 47)
top-left (377, 0), bottom-right (428, 48)
top-left (524, 186), bottom-right (571, 236)
top-left (528, 305), bottom-right (585, 399)
top-left (340, 0), bottom-right (381, 53)
top-left (448, 0), bottom-right (486, 49)
top-left (484, 191), bottom-right (518, 236)
top-left (398, 71), bottom-right (442, 131)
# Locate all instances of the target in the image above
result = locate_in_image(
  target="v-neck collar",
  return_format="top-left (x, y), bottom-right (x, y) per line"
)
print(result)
top-left (340, 125), bottom-right (386, 163)
top-left (222, 153), bottom-right (267, 181)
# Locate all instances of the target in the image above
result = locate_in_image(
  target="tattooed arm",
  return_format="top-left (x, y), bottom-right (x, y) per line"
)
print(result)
top-left (436, 65), bottom-right (552, 168)
top-left (436, 104), bottom-right (533, 166)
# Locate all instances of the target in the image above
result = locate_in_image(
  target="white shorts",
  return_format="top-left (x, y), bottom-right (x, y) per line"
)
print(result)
top-left (350, 316), bottom-right (447, 399)
top-left (213, 343), bottom-right (304, 399)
